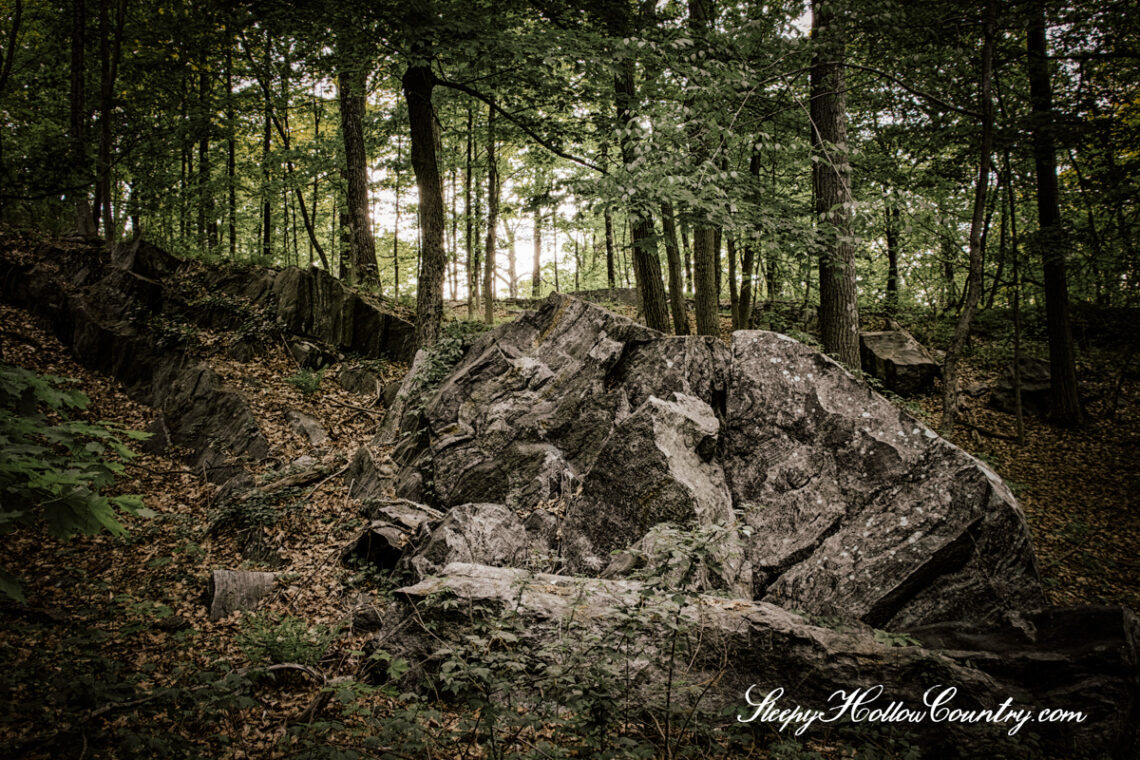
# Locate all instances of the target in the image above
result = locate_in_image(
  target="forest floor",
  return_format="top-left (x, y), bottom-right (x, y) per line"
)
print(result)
top-left (1, 274), bottom-right (1137, 759)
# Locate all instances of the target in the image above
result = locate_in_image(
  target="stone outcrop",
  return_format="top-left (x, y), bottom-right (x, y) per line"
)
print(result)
top-left (208, 265), bottom-right (415, 363)
top-left (375, 562), bottom-right (1138, 760)
top-left (380, 293), bottom-right (1043, 629)
top-left (859, 329), bottom-right (941, 395)
top-left (990, 356), bottom-right (1052, 417)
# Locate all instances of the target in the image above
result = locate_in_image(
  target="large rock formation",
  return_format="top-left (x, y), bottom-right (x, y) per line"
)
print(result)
top-left (380, 293), bottom-right (1042, 630)
top-left (376, 563), bottom-right (1138, 760)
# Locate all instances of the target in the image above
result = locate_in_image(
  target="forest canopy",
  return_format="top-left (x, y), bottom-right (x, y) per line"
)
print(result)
top-left (1, 0), bottom-right (1137, 421)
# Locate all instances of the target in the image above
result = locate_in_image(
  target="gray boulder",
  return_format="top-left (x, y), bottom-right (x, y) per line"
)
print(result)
top-left (990, 356), bottom-right (1052, 417)
top-left (724, 331), bottom-right (1043, 629)
top-left (381, 294), bottom-right (1044, 630)
top-left (399, 503), bottom-right (539, 580)
top-left (859, 329), bottom-right (940, 395)
top-left (374, 563), bottom-right (1138, 760)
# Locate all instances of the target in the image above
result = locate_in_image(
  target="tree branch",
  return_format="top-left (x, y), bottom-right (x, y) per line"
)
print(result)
top-left (434, 76), bottom-right (605, 174)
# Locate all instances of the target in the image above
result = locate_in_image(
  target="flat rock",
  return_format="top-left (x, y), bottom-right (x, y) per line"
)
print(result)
top-left (374, 563), bottom-right (1137, 760)
top-left (284, 409), bottom-right (328, 446)
top-left (859, 330), bottom-right (941, 395)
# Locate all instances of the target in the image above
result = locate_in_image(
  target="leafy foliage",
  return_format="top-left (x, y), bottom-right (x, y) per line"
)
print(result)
top-left (238, 612), bottom-right (337, 667)
top-left (287, 367), bottom-right (327, 395)
top-left (0, 363), bottom-right (152, 601)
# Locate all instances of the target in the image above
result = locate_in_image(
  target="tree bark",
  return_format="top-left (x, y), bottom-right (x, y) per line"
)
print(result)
top-left (727, 232), bottom-right (739, 328)
top-left (1027, 0), bottom-right (1082, 425)
top-left (603, 208), bottom-right (616, 289)
top-left (69, 0), bottom-right (96, 236)
top-left (465, 106), bottom-right (476, 316)
top-left (941, 0), bottom-right (996, 435)
top-left (338, 60), bottom-right (378, 286)
top-left (885, 204), bottom-right (900, 315)
top-left (226, 44), bottom-right (236, 258)
top-left (533, 208), bottom-right (543, 298)
top-left (811, 0), bottom-right (859, 368)
top-left (484, 101), bottom-right (499, 325)
top-left (689, 0), bottom-right (719, 336)
top-left (403, 62), bottom-right (446, 349)
top-left (661, 202), bottom-right (690, 334)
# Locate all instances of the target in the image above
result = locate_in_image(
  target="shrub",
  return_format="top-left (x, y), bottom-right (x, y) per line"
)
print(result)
top-left (0, 363), bottom-right (152, 601)
top-left (238, 612), bottom-right (337, 667)
top-left (286, 368), bottom-right (326, 395)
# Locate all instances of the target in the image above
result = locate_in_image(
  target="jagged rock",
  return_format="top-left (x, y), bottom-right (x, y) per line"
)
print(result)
top-left (338, 365), bottom-right (383, 397)
top-left (343, 521), bottom-right (408, 572)
top-left (362, 499), bottom-right (444, 532)
top-left (562, 393), bottom-right (749, 595)
top-left (399, 503), bottom-right (537, 580)
top-left (110, 238), bottom-right (183, 281)
top-left (159, 364), bottom-right (269, 482)
top-left (347, 446), bottom-right (397, 501)
top-left (289, 340), bottom-right (334, 369)
top-left (991, 356), bottom-right (1052, 417)
top-left (374, 563), bottom-right (1138, 760)
top-left (268, 266), bottom-right (415, 362)
top-left (724, 331), bottom-right (1043, 629)
top-left (208, 569), bottom-right (277, 620)
top-left (382, 294), bottom-right (1043, 630)
top-left (859, 330), bottom-right (941, 395)
top-left (284, 409), bottom-right (328, 446)
top-left (0, 245), bottom-right (270, 482)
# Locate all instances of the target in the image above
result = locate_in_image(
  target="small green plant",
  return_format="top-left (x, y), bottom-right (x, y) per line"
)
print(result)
top-left (0, 363), bottom-right (153, 601)
top-left (415, 320), bottom-right (492, 393)
top-left (238, 612), bottom-right (337, 666)
top-left (287, 367), bottom-right (326, 395)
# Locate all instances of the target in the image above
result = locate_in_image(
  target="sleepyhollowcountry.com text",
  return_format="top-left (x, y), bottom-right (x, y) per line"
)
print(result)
top-left (738, 685), bottom-right (1088, 737)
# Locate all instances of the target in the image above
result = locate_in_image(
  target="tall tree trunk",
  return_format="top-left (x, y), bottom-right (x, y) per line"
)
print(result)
top-left (69, 0), bottom-right (96, 236)
top-left (608, 6), bottom-right (669, 331)
top-left (403, 59), bottom-right (446, 349)
top-left (681, 220), bottom-right (692, 294)
top-left (450, 167), bottom-right (459, 300)
top-left (339, 61), bottom-right (378, 286)
top-left (688, 0), bottom-right (719, 336)
top-left (261, 65), bottom-right (271, 261)
top-left (226, 44), bottom-right (236, 258)
top-left (811, 0), bottom-right (859, 368)
top-left (465, 106), bottom-right (476, 316)
top-left (96, 0), bottom-right (126, 240)
top-left (198, 38), bottom-right (213, 251)
top-left (727, 232), bottom-right (739, 328)
top-left (394, 132), bottom-right (402, 299)
top-left (508, 224), bottom-right (518, 299)
top-left (941, 0), bottom-right (996, 434)
top-left (885, 204), bottom-right (900, 315)
top-left (532, 209), bottom-right (543, 298)
top-left (1027, 0), bottom-right (1082, 425)
top-left (661, 202), bottom-right (690, 334)
top-left (483, 101), bottom-right (499, 325)
top-left (604, 208), bottom-right (616, 288)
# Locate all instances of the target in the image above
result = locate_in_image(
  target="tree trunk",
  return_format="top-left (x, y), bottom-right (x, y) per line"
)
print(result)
top-left (1027, 0), bottom-right (1082, 425)
top-left (532, 208), bottom-right (543, 298)
top-left (69, 0), bottom-right (96, 236)
top-left (811, 0), bottom-right (859, 368)
top-left (394, 132), bottom-right (402, 299)
top-left (885, 204), bottom-right (900, 315)
top-left (403, 62), bottom-right (446, 349)
top-left (198, 39), bottom-right (212, 251)
top-left (604, 208), bottom-right (616, 288)
top-left (226, 44), bottom-right (236, 258)
top-left (484, 101), bottom-right (499, 325)
top-left (96, 0), bottom-right (126, 240)
top-left (727, 232), bottom-right (739, 328)
top-left (689, 0), bottom-right (719, 336)
top-left (465, 106), bottom-right (476, 316)
top-left (739, 239), bottom-right (756, 329)
top-left (661, 202), bottom-right (690, 334)
top-left (941, 0), bottom-right (996, 435)
top-left (608, 6), bottom-right (669, 332)
top-left (339, 61), bottom-right (378, 286)
top-left (261, 67), bottom-right (271, 261)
